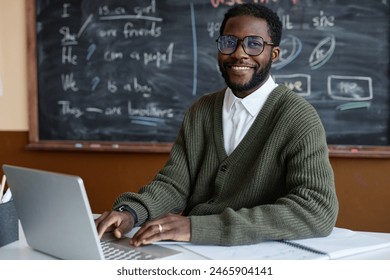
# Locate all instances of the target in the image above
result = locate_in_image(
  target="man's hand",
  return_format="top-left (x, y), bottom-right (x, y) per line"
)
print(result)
top-left (95, 211), bottom-right (135, 240)
top-left (130, 213), bottom-right (190, 247)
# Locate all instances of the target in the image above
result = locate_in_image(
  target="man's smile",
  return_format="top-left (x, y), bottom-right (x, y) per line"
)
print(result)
top-left (225, 63), bottom-right (257, 73)
top-left (230, 65), bottom-right (253, 71)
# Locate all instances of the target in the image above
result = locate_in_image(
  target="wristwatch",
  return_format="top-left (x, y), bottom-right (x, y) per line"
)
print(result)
top-left (115, 205), bottom-right (138, 224)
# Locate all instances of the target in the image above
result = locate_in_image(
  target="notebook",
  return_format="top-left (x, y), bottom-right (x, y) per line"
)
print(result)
top-left (2, 164), bottom-right (180, 260)
top-left (181, 227), bottom-right (390, 260)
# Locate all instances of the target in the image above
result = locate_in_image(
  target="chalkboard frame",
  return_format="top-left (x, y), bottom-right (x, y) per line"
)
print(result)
top-left (26, 0), bottom-right (390, 157)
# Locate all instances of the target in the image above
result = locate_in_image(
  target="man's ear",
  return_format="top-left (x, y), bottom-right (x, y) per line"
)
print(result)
top-left (271, 46), bottom-right (281, 62)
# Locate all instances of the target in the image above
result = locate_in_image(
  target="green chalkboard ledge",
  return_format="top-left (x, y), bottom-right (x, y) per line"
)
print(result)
top-left (25, 138), bottom-right (390, 158)
top-left (26, 140), bottom-right (173, 153)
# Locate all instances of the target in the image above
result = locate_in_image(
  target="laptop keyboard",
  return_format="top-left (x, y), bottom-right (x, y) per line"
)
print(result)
top-left (101, 240), bottom-right (156, 260)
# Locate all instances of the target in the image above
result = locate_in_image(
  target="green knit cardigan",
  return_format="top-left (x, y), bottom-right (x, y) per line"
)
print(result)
top-left (114, 85), bottom-right (339, 245)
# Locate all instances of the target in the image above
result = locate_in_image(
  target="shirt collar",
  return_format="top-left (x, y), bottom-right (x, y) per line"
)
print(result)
top-left (224, 76), bottom-right (278, 117)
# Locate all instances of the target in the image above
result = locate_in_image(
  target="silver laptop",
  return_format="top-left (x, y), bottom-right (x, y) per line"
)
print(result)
top-left (2, 164), bottom-right (180, 260)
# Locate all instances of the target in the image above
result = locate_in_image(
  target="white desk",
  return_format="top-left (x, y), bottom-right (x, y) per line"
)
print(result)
top-left (1, 222), bottom-right (390, 260)
top-left (0, 221), bottom-right (204, 260)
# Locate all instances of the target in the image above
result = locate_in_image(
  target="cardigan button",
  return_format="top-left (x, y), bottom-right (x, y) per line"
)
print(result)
top-left (220, 165), bottom-right (227, 172)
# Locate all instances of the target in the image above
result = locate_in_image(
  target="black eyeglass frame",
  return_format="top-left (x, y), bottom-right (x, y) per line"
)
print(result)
top-left (216, 35), bottom-right (275, 56)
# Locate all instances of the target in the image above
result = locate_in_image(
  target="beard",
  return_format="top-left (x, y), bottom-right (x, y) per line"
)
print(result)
top-left (219, 56), bottom-right (273, 93)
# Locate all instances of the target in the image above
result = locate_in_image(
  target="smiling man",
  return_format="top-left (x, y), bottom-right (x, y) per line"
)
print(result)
top-left (96, 3), bottom-right (339, 246)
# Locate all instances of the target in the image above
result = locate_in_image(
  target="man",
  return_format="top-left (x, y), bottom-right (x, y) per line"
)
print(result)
top-left (96, 3), bottom-right (338, 246)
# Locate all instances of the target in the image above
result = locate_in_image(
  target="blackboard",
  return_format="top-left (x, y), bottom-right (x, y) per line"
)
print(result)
top-left (27, 0), bottom-right (390, 156)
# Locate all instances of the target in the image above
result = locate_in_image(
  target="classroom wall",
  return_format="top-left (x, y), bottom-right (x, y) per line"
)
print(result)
top-left (0, 0), bottom-right (28, 130)
top-left (0, 0), bottom-right (389, 233)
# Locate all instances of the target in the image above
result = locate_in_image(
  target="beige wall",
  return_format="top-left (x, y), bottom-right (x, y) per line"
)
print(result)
top-left (0, 0), bottom-right (28, 131)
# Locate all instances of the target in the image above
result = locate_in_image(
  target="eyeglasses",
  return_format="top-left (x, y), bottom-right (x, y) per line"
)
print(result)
top-left (216, 35), bottom-right (275, 56)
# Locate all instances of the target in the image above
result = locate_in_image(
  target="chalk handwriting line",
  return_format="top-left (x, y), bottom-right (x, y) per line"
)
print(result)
top-left (130, 116), bottom-right (167, 126)
top-left (61, 41), bottom-right (78, 46)
top-left (77, 13), bottom-right (162, 39)
top-left (77, 14), bottom-right (93, 38)
top-left (85, 107), bottom-right (104, 113)
top-left (99, 15), bottom-right (162, 22)
top-left (131, 120), bottom-right (159, 126)
top-left (130, 116), bottom-right (166, 123)
top-left (336, 102), bottom-right (371, 111)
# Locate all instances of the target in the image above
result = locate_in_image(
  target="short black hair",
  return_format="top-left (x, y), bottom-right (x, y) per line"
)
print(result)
top-left (219, 4), bottom-right (282, 46)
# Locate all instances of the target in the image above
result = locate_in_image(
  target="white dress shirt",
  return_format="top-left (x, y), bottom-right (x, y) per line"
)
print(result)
top-left (223, 76), bottom-right (278, 155)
